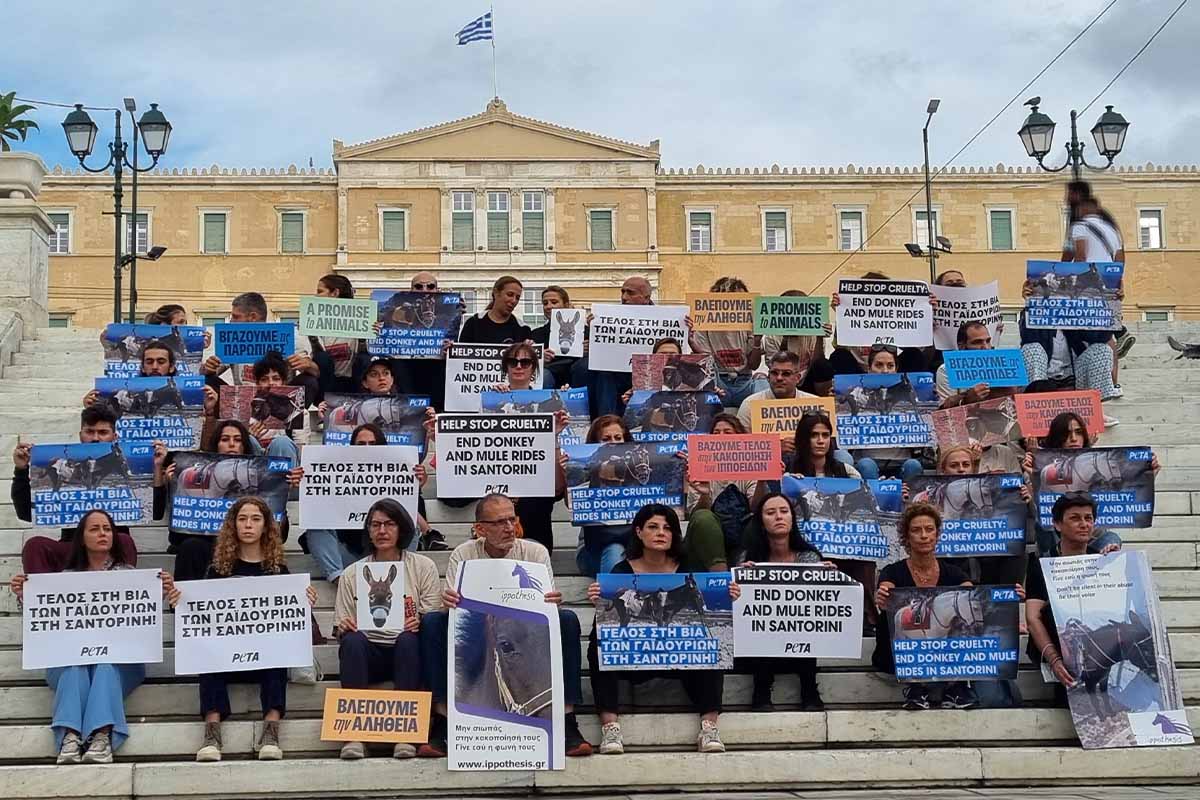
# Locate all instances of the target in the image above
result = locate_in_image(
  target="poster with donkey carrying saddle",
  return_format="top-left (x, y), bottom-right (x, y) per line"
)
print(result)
top-left (887, 585), bottom-right (1020, 682)
top-left (1033, 447), bottom-right (1154, 529)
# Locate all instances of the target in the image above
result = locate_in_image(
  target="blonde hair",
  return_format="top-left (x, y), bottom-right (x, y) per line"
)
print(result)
top-left (937, 446), bottom-right (978, 473)
top-left (210, 496), bottom-right (286, 576)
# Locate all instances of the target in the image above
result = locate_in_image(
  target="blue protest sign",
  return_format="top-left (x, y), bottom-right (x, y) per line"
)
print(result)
top-left (833, 372), bottom-right (937, 449)
top-left (368, 290), bottom-right (464, 358)
top-left (1024, 260), bottom-right (1124, 330)
top-left (563, 442), bottom-right (685, 525)
top-left (30, 442), bottom-right (155, 527)
top-left (943, 349), bottom-right (1030, 389)
top-left (780, 476), bottom-right (902, 561)
top-left (213, 323), bottom-right (295, 364)
top-left (102, 324), bottom-right (206, 378)
top-left (94, 375), bottom-right (207, 449)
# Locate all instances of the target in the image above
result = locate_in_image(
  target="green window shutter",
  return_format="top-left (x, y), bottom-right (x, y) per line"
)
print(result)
top-left (487, 212), bottom-right (509, 251)
top-left (382, 211), bottom-right (406, 251)
top-left (765, 211), bottom-right (786, 231)
top-left (590, 210), bottom-right (613, 251)
top-left (203, 213), bottom-right (226, 254)
top-left (523, 212), bottom-right (544, 250)
top-left (990, 211), bottom-right (1013, 250)
top-left (280, 212), bottom-right (304, 253)
top-left (452, 213), bottom-right (473, 251)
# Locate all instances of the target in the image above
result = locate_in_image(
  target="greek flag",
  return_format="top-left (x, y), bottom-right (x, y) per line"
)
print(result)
top-left (455, 12), bottom-right (493, 45)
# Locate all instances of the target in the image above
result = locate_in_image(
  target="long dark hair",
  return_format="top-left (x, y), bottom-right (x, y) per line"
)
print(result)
top-left (318, 274), bottom-right (355, 299)
top-left (64, 509), bottom-right (126, 570)
top-left (351, 422), bottom-right (388, 445)
top-left (363, 498), bottom-right (416, 553)
top-left (626, 503), bottom-right (685, 563)
top-left (1043, 412), bottom-right (1091, 449)
top-left (789, 413), bottom-right (848, 477)
top-left (740, 492), bottom-right (819, 563)
top-left (207, 419), bottom-right (255, 455)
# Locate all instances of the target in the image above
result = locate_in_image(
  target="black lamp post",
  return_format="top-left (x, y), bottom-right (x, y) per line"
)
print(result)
top-left (61, 101), bottom-right (172, 323)
top-left (1017, 100), bottom-right (1129, 179)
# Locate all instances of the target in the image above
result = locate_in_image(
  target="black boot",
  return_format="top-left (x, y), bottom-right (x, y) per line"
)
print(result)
top-left (751, 675), bottom-right (773, 711)
top-left (799, 663), bottom-right (825, 711)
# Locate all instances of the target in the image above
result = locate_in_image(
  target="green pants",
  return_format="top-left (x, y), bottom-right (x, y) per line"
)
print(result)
top-left (684, 509), bottom-right (729, 572)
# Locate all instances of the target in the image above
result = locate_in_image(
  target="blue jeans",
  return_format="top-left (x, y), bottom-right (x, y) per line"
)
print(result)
top-left (306, 530), bottom-right (359, 581)
top-left (247, 435), bottom-right (298, 464)
top-left (856, 457), bottom-right (923, 482)
top-left (47, 663), bottom-right (145, 751)
top-left (715, 373), bottom-right (769, 409)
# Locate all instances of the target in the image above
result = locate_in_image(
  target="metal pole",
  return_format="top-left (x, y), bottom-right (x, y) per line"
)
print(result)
top-left (111, 111), bottom-right (125, 325)
top-left (129, 113), bottom-right (139, 324)
top-left (923, 123), bottom-right (936, 283)
top-left (1069, 110), bottom-right (1081, 181)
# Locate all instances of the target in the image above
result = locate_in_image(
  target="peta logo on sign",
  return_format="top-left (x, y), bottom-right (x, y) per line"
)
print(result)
top-left (1128, 449), bottom-right (1153, 462)
top-left (232, 652), bottom-right (261, 664)
top-left (990, 588), bottom-right (1019, 603)
top-left (80, 646), bottom-right (109, 657)
top-left (1000, 475), bottom-right (1024, 488)
top-left (408, 398), bottom-right (429, 407)
top-left (268, 458), bottom-right (291, 472)
top-left (441, 295), bottom-right (459, 305)
top-left (1103, 264), bottom-right (1123, 275)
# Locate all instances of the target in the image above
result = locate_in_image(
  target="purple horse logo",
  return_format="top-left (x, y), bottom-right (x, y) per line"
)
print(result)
top-left (1153, 713), bottom-right (1192, 736)
top-left (511, 564), bottom-right (543, 592)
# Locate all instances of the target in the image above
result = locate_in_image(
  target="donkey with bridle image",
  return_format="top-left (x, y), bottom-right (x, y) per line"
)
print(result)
top-left (362, 563), bottom-right (399, 628)
top-left (1061, 611), bottom-right (1159, 718)
top-left (555, 310), bottom-right (582, 353)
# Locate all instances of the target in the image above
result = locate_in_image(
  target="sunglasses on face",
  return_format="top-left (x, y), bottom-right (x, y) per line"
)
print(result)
top-left (870, 343), bottom-right (899, 355)
top-left (412, 282), bottom-right (437, 290)
top-left (504, 357), bottom-right (536, 369)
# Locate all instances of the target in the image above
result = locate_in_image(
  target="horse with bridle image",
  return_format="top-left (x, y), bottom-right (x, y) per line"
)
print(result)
top-left (250, 388), bottom-right (304, 429)
top-left (103, 378), bottom-right (187, 418)
top-left (1060, 611), bottom-right (1159, 718)
top-left (963, 399), bottom-right (1019, 447)
top-left (495, 392), bottom-right (566, 417)
top-left (589, 444), bottom-right (653, 488)
top-left (802, 484), bottom-right (878, 525)
top-left (609, 574), bottom-right (708, 629)
top-left (660, 356), bottom-right (716, 392)
top-left (104, 327), bottom-right (186, 363)
top-left (175, 457), bottom-right (283, 500)
top-left (894, 589), bottom-right (986, 640)
top-left (385, 292), bottom-right (438, 329)
top-left (911, 477), bottom-right (995, 520)
top-left (454, 609), bottom-right (554, 719)
top-left (328, 396), bottom-right (415, 433)
top-left (1038, 449), bottom-right (1144, 494)
top-left (555, 310), bottom-right (582, 353)
top-left (641, 392), bottom-right (705, 434)
top-left (42, 445), bottom-right (132, 490)
top-left (362, 563), bottom-right (399, 629)
top-left (840, 375), bottom-right (919, 416)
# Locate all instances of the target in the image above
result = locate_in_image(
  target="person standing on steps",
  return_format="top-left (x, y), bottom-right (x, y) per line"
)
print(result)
top-left (458, 275), bottom-right (533, 345)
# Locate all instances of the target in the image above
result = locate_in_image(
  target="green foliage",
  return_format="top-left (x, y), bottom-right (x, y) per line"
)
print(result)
top-left (0, 92), bottom-right (39, 153)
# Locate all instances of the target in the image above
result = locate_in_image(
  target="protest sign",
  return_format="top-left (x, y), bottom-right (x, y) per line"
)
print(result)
top-left (102, 323), bottom-right (206, 378)
top-left (436, 414), bottom-right (557, 499)
top-left (321, 689), bottom-right (432, 744)
top-left (1039, 550), bottom-right (1192, 749)
top-left (596, 572), bottom-right (733, 670)
top-left (747, 396), bottom-right (838, 439)
top-left (687, 434), bottom-right (782, 482)
top-left (449, 558), bottom-right (563, 771)
top-left (174, 573), bottom-right (312, 674)
top-left (929, 281), bottom-right (1002, 351)
top-left (888, 585), bottom-right (1020, 682)
top-left (22, 569), bottom-right (163, 670)
top-left (688, 292), bottom-right (754, 332)
top-left (31, 442), bottom-right (155, 527)
top-left (943, 349), bottom-right (1030, 389)
top-left (322, 393), bottom-right (430, 457)
top-left (444, 343), bottom-right (543, 412)
top-left (298, 295), bottom-right (377, 340)
top-left (631, 353), bottom-right (717, 392)
top-left (1024, 260), bottom-right (1124, 330)
top-left (781, 476), bottom-right (903, 563)
top-left (753, 295), bottom-right (829, 336)
top-left (1033, 447), bottom-right (1155, 528)
top-left (835, 279), bottom-right (932, 347)
top-left (168, 452), bottom-right (291, 535)
top-left (930, 396), bottom-right (1020, 449)
top-left (1014, 390), bottom-right (1104, 439)
top-left (623, 390), bottom-right (721, 443)
top-left (369, 290), bottom-right (463, 358)
top-left (354, 561), bottom-right (407, 631)
top-left (95, 375), bottom-right (206, 449)
top-left (588, 303), bottom-right (690, 372)
top-left (481, 387), bottom-right (590, 447)
top-left (731, 564), bottom-right (862, 659)
top-left (833, 373), bottom-right (936, 449)
top-left (563, 442), bottom-right (685, 525)
top-left (908, 474), bottom-right (1027, 557)
top-left (219, 385), bottom-right (304, 436)
top-left (548, 308), bottom-right (586, 358)
top-left (213, 322), bottom-right (296, 364)
top-left (301, 445), bottom-right (420, 529)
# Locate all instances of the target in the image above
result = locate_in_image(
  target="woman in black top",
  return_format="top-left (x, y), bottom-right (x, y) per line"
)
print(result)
top-left (458, 275), bottom-right (533, 344)
top-left (530, 285), bottom-right (583, 389)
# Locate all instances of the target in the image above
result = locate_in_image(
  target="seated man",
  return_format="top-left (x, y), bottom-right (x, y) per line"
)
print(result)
top-left (12, 406), bottom-right (139, 573)
top-left (245, 351), bottom-right (302, 464)
top-left (935, 322), bottom-right (1020, 409)
top-left (418, 493), bottom-right (591, 759)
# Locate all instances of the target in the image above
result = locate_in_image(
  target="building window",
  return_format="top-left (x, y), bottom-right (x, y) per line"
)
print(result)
top-left (201, 315), bottom-right (227, 328)
top-left (988, 209), bottom-right (1014, 251)
top-left (1000, 309), bottom-right (1021, 323)
top-left (687, 211), bottom-right (712, 252)
top-left (487, 191), bottom-right (510, 251)
top-left (1138, 209), bottom-right (1163, 250)
top-left (123, 212), bottom-right (150, 255)
top-left (47, 212), bottom-right (71, 254)
top-left (839, 210), bottom-right (864, 251)
top-left (914, 209), bottom-right (940, 248)
top-left (452, 191), bottom-right (475, 251)
top-left (202, 212), bottom-right (227, 254)
top-left (1143, 309), bottom-right (1172, 322)
top-left (279, 211), bottom-right (304, 254)
top-left (763, 210), bottom-right (788, 252)
top-left (381, 210), bottom-right (407, 251)
top-left (458, 289), bottom-right (479, 315)
top-left (521, 287), bottom-right (544, 322)
top-left (589, 209), bottom-right (614, 251)
top-left (522, 191), bottom-right (545, 251)
top-left (48, 314), bottom-right (72, 329)
top-left (275, 311), bottom-right (300, 325)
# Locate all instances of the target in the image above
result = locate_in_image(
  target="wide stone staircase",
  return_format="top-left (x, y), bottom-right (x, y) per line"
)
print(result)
top-left (0, 323), bottom-right (1198, 798)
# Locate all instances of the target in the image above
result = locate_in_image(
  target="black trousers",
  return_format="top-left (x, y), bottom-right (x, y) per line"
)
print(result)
top-left (587, 630), bottom-right (723, 715)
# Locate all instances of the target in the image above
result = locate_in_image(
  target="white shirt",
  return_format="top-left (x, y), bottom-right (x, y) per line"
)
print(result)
top-left (1069, 215), bottom-right (1122, 262)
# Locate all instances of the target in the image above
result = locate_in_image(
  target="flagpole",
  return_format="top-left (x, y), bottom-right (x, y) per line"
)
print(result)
top-left (490, 4), bottom-right (498, 99)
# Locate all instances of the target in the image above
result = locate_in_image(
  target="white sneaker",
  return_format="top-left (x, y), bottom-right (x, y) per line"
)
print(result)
top-left (697, 720), bottom-right (725, 753)
top-left (1103, 414), bottom-right (1120, 428)
top-left (598, 722), bottom-right (624, 755)
top-left (392, 742), bottom-right (416, 759)
top-left (256, 721), bottom-right (283, 761)
top-left (82, 731), bottom-right (113, 764)
top-left (340, 741), bottom-right (365, 760)
top-left (196, 722), bottom-right (222, 763)
top-left (57, 731), bottom-right (84, 765)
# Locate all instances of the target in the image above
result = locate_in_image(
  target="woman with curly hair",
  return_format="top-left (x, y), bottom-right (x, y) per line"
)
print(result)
top-left (167, 496), bottom-right (317, 763)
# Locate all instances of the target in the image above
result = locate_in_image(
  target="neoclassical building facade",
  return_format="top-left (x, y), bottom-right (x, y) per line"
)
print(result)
top-left (38, 98), bottom-right (1200, 328)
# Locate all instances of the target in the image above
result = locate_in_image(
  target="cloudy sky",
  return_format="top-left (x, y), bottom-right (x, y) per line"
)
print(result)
top-left (4, 0), bottom-right (1196, 173)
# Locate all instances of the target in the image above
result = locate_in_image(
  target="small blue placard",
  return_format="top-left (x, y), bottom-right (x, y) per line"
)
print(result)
top-left (943, 349), bottom-right (1029, 389)
top-left (213, 323), bottom-right (295, 364)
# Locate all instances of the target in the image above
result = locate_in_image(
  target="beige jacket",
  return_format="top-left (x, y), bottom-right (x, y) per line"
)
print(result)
top-left (335, 552), bottom-right (442, 644)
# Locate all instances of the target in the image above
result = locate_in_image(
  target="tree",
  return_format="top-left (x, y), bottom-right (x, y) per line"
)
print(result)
top-left (0, 92), bottom-right (38, 152)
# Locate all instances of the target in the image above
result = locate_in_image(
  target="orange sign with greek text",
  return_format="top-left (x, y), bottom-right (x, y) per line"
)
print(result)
top-left (320, 688), bottom-right (431, 743)
top-left (687, 434), bottom-right (783, 481)
top-left (1015, 390), bottom-right (1104, 438)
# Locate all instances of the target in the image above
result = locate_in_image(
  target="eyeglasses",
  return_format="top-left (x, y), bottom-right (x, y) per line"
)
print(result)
top-left (869, 343), bottom-right (899, 355)
top-left (503, 357), bottom-right (536, 369)
top-left (412, 282), bottom-right (438, 290)
top-left (368, 520), bottom-right (399, 531)
top-left (478, 516), bottom-right (518, 528)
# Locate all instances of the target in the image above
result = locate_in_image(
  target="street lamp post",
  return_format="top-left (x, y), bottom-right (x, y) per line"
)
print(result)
top-left (61, 101), bottom-right (172, 323)
top-left (922, 99), bottom-right (940, 283)
top-left (1017, 100), bottom-right (1129, 179)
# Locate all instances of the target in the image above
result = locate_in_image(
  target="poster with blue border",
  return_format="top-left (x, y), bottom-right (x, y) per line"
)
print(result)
top-left (30, 442), bottom-right (155, 527)
top-left (322, 393), bottom-right (430, 458)
top-left (94, 375), bottom-right (207, 449)
top-left (102, 324), bottom-right (206, 378)
top-left (1033, 447), bottom-right (1154, 528)
top-left (833, 373), bottom-right (936, 449)
top-left (482, 387), bottom-right (590, 447)
top-left (781, 476), bottom-right (903, 562)
top-left (888, 585), bottom-right (1020, 681)
top-left (168, 452), bottom-right (291, 535)
top-left (943, 349), bottom-right (1030, 389)
top-left (369, 290), bottom-right (463, 358)
top-left (563, 442), bottom-right (685, 525)
top-left (213, 323), bottom-right (295, 364)
top-left (1024, 260), bottom-right (1124, 330)
top-left (908, 474), bottom-right (1027, 557)
top-left (623, 390), bottom-right (722, 443)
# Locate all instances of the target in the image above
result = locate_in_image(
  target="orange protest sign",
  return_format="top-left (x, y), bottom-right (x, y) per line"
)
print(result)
top-left (320, 688), bottom-right (431, 743)
top-left (747, 397), bottom-right (838, 439)
top-left (687, 434), bottom-right (783, 482)
top-left (687, 292), bottom-right (755, 331)
top-left (1015, 390), bottom-right (1104, 438)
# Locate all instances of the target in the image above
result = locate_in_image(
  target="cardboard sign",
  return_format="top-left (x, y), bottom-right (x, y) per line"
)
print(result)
top-left (322, 393), bottom-right (430, 455)
top-left (168, 452), bottom-right (291, 535)
top-left (1033, 447), bottom-right (1155, 528)
top-left (1024, 260), bottom-right (1124, 330)
top-left (688, 292), bottom-right (755, 331)
top-left (747, 396), bottom-right (838, 439)
top-left (1014, 390), bottom-right (1104, 438)
top-left (30, 442), bottom-right (155, 527)
top-left (929, 281), bottom-right (1002, 351)
top-left (444, 343), bottom-right (543, 412)
top-left (213, 323), bottom-right (296, 364)
top-left (889, 585), bottom-right (1020, 681)
top-left (563, 442), bottom-right (686, 525)
top-left (548, 309), bottom-right (586, 358)
top-left (354, 561), bottom-right (407, 632)
top-left (753, 295), bottom-right (829, 336)
top-left (321, 689), bottom-right (432, 744)
top-left (908, 474), bottom-right (1028, 557)
top-left (173, 573), bottom-right (312, 674)
top-left (835, 279), bottom-right (932, 347)
top-left (95, 375), bottom-right (207, 450)
top-left (588, 304), bottom-right (690, 372)
top-left (943, 349), bottom-right (1029, 389)
top-left (22, 569), bottom-right (163, 670)
top-left (301, 445), bottom-right (420, 529)
top-left (298, 295), bottom-right (378, 340)
top-left (102, 323), bottom-right (206, 378)
top-left (369, 290), bottom-right (464, 358)
top-left (731, 564), bottom-right (863, 659)
top-left (687, 434), bottom-right (782, 482)
top-left (435, 414), bottom-right (557, 498)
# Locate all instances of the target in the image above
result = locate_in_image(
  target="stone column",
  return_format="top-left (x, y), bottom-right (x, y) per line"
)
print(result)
top-left (0, 153), bottom-right (51, 338)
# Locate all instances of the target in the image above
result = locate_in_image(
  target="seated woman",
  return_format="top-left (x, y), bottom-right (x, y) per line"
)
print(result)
top-left (334, 498), bottom-right (441, 760)
top-left (685, 413), bottom-right (762, 572)
top-left (9, 509), bottom-right (171, 765)
top-left (166, 496), bottom-right (317, 762)
top-left (851, 344), bottom-right (924, 482)
top-left (586, 504), bottom-right (726, 755)
top-left (574, 415), bottom-right (636, 577)
top-left (732, 492), bottom-right (827, 711)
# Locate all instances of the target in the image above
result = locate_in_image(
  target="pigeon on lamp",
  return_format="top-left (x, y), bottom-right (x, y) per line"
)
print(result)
top-left (1167, 337), bottom-right (1200, 360)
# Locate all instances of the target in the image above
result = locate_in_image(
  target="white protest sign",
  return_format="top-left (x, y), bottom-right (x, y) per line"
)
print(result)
top-left (929, 280), bottom-right (1002, 351)
top-left (731, 564), bottom-right (863, 659)
top-left (301, 445), bottom-right (420, 529)
top-left (174, 573), bottom-right (312, 674)
top-left (22, 569), bottom-right (163, 670)
top-left (355, 561), bottom-right (407, 632)
top-left (444, 343), bottom-right (543, 412)
top-left (588, 303), bottom-right (690, 372)
top-left (548, 309), bottom-right (586, 358)
top-left (436, 413), bottom-right (557, 499)
top-left (835, 279), bottom-right (932, 347)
